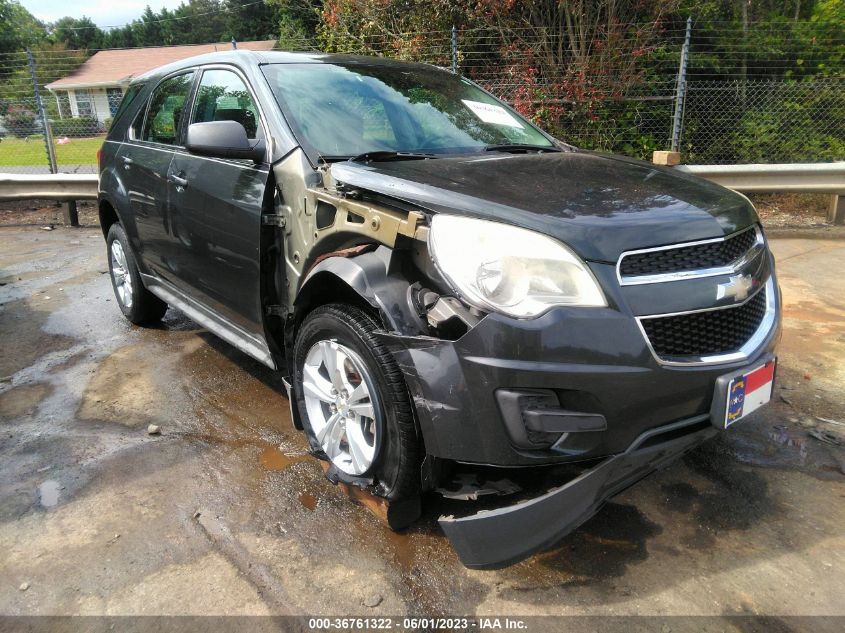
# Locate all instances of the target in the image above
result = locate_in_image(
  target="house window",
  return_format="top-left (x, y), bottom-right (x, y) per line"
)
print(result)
top-left (56, 92), bottom-right (71, 119)
top-left (75, 90), bottom-right (93, 117)
top-left (107, 88), bottom-right (123, 117)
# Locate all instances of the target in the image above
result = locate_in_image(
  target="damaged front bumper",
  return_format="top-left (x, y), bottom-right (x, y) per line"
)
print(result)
top-left (373, 293), bottom-right (777, 568)
top-left (439, 415), bottom-right (716, 569)
top-left (376, 303), bottom-right (779, 467)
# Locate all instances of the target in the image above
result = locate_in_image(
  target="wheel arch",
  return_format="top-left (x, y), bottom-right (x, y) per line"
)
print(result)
top-left (288, 246), bottom-right (427, 346)
top-left (282, 247), bottom-right (428, 431)
top-left (98, 197), bottom-right (121, 238)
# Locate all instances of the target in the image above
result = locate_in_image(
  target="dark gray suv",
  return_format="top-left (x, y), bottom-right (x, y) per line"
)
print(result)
top-left (98, 50), bottom-right (781, 568)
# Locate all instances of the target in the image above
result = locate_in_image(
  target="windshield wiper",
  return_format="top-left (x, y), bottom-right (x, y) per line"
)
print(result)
top-left (483, 143), bottom-right (562, 153)
top-left (348, 150), bottom-right (437, 163)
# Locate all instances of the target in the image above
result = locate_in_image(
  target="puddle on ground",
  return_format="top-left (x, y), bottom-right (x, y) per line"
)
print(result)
top-left (38, 480), bottom-right (60, 507)
top-left (0, 382), bottom-right (51, 419)
top-left (47, 351), bottom-right (91, 375)
top-left (258, 446), bottom-right (308, 471)
top-left (298, 492), bottom-right (317, 511)
top-left (0, 300), bottom-right (76, 376)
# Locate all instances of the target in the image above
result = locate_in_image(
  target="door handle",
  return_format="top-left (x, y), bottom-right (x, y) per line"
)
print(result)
top-left (122, 156), bottom-right (133, 170)
top-left (168, 173), bottom-right (188, 190)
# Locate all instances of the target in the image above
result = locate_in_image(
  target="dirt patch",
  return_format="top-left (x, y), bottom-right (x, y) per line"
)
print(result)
top-left (78, 341), bottom-right (200, 429)
top-left (0, 199), bottom-right (99, 228)
top-left (73, 551), bottom-right (274, 615)
top-left (751, 193), bottom-right (831, 228)
top-left (180, 332), bottom-right (294, 442)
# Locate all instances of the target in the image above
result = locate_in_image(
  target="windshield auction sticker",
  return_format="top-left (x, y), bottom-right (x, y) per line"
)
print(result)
top-left (462, 99), bottom-right (524, 128)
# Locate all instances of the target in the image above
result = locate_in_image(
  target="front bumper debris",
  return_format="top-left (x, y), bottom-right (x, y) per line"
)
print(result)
top-left (438, 415), bottom-right (716, 569)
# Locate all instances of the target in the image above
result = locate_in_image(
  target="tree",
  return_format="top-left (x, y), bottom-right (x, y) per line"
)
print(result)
top-left (51, 16), bottom-right (104, 50)
top-left (0, 0), bottom-right (46, 53)
top-left (226, 0), bottom-right (280, 41)
top-left (102, 25), bottom-right (138, 49)
top-left (132, 6), bottom-right (164, 47)
top-left (268, 0), bottom-right (321, 48)
top-left (674, 0), bottom-right (845, 81)
top-left (178, 0), bottom-right (228, 44)
top-left (315, 0), bottom-right (464, 57)
top-left (315, 0), bottom-right (678, 127)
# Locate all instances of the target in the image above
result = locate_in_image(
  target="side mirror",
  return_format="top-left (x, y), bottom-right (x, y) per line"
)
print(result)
top-left (185, 120), bottom-right (265, 163)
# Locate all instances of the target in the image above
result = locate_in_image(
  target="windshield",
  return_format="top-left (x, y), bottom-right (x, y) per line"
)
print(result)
top-left (261, 62), bottom-right (554, 159)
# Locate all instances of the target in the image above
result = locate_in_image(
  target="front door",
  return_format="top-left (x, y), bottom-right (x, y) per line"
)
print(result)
top-left (166, 67), bottom-right (269, 338)
top-left (121, 71), bottom-right (195, 277)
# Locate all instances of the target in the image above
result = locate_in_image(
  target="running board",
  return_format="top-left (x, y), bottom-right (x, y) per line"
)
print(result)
top-left (141, 274), bottom-right (276, 369)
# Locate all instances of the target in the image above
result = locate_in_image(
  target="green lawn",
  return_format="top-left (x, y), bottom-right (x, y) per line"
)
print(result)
top-left (0, 135), bottom-right (103, 167)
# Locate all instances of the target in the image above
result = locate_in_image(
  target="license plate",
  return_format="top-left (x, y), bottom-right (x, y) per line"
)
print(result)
top-left (723, 358), bottom-right (776, 428)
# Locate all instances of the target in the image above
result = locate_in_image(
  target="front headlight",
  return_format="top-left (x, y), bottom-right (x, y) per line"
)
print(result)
top-left (428, 215), bottom-right (607, 318)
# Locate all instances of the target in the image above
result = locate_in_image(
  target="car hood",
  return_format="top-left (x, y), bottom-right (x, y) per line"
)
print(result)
top-left (329, 151), bottom-right (758, 262)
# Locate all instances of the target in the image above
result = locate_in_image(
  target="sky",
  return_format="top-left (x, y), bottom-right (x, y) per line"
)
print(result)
top-left (20, 0), bottom-right (186, 29)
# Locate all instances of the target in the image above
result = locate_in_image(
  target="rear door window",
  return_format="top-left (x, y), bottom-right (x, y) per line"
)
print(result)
top-left (142, 72), bottom-right (195, 145)
top-left (112, 83), bottom-right (144, 129)
top-left (191, 68), bottom-right (263, 141)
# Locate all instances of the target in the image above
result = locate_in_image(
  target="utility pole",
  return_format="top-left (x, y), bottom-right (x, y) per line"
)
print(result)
top-left (670, 17), bottom-right (692, 153)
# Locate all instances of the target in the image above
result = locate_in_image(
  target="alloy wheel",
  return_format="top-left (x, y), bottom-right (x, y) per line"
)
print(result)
top-left (301, 339), bottom-right (380, 475)
top-left (110, 240), bottom-right (134, 309)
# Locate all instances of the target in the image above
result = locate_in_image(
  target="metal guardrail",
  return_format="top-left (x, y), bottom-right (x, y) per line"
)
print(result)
top-left (676, 163), bottom-right (845, 224)
top-left (0, 173), bottom-right (98, 202)
top-left (0, 163), bottom-right (842, 224)
top-left (0, 173), bottom-right (97, 226)
top-left (676, 163), bottom-right (845, 194)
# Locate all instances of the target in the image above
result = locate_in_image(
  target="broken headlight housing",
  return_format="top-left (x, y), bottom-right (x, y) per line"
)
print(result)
top-left (428, 215), bottom-right (607, 318)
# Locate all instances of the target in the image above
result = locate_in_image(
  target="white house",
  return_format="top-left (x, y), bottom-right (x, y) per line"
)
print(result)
top-left (45, 40), bottom-right (276, 123)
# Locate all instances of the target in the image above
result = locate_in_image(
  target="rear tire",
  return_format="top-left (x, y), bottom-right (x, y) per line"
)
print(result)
top-left (106, 223), bottom-right (167, 325)
top-left (293, 303), bottom-right (420, 502)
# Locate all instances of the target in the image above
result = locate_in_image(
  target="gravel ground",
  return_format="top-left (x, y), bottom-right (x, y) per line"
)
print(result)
top-left (0, 221), bottom-right (843, 631)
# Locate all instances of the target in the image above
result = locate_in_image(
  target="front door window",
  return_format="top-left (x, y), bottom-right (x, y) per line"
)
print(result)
top-left (191, 69), bottom-right (263, 141)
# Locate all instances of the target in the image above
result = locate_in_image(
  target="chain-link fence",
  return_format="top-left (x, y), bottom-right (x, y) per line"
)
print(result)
top-left (1, 20), bottom-right (843, 173)
top-left (0, 48), bottom-right (114, 173)
top-left (683, 78), bottom-right (845, 164)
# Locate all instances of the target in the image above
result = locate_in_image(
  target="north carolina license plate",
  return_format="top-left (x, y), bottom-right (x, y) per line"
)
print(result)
top-left (723, 358), bottom-right (776, 428)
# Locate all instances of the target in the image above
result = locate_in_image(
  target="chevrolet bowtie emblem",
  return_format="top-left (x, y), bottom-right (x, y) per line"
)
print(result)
top-left (717, 274), bottom-right (754, 301)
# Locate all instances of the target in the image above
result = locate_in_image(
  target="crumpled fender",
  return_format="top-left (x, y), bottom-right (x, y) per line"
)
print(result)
top-left (294, 245), bottom-right (427, 336)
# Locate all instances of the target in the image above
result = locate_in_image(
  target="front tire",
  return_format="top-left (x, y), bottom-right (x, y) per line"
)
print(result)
top-left (293, 304), bottom-right (420, 502)
top-left (106, 223), bottom-right (167, 325)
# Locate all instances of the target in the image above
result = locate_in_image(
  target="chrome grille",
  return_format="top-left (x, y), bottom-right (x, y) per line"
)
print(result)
top-left (639, 287), bottom-right (768, 360)
top-left (619, 226), bottom-right (760, 282)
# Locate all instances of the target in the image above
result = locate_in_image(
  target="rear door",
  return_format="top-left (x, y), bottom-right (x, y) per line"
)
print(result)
top-left (119, 71), bottom-right (195, 276)
top-left (166, 66), bottom-right (270, 338)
